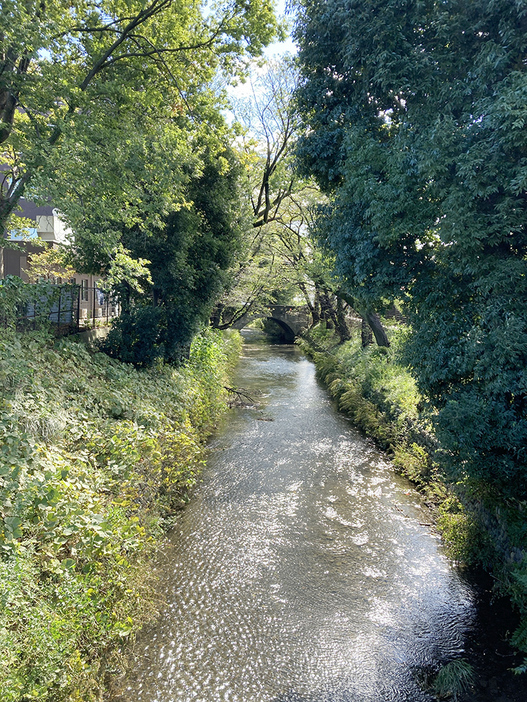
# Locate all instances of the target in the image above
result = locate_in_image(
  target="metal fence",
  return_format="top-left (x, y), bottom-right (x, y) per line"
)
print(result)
top-left (75, 283), bottom-right (120, 331)
top-left (4, 284), bottom-right (120, 336)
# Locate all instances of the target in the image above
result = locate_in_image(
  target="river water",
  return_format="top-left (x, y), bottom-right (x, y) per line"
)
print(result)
top-left (120, 332), bottom-right (478, 702)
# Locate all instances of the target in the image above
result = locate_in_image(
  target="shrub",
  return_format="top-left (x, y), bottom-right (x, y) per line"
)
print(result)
top-left (0, 327), bottom-right (241, 700)
top-left (301, 322), bottom-right (527, 668)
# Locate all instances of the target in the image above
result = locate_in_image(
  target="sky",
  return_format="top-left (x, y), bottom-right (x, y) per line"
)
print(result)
top-left (264, 0), bottom-right (298, 58)
top-left (226, 0), bottom-right (297, 105)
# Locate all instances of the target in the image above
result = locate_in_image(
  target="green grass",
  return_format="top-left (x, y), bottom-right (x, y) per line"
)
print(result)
top-left (432, 660), bottom-right (475, 700)
top-left (300, 323), bottom-right (426, 459)
top-left (0, 327), bottom-right (242, 701)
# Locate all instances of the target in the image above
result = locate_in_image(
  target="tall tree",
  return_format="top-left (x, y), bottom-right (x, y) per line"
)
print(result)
top-left (235, 57), bottom-right (302, 228)
top-left (0, 0), bottom-right (280, 232)
top-left (216, 58), bottom-right (328, 328)
top-left (295, 0), bottom-right (527, 495)
top-left (100, 144), bottom-right (247, 365)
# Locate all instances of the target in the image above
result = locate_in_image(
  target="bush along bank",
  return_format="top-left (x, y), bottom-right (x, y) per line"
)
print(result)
top-left (0, 327), bottom-right (242, 701)
top-left (299, 322), bottom-right (527, 670)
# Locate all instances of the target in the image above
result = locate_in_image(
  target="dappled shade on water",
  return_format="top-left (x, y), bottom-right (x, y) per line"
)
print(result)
top-left (120, 332), bottom-right (474, 702)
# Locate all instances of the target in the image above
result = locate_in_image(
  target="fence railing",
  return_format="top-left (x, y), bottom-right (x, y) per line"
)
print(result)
top-left (75, 284), bottom-right (120, 330)
top-left (1, 283), bottom-right (120, 336)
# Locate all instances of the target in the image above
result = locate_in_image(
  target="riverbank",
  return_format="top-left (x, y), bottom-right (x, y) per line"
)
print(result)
top-left (0, 328), bottom-right (242, 701)
top-left (116, 330), bottom-right (478, 702)
top-left (299, 323), bottom-right (527, 676)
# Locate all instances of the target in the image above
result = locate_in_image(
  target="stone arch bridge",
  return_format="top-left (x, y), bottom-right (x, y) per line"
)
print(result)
top-left (231, 305), bottom-right (311, 341)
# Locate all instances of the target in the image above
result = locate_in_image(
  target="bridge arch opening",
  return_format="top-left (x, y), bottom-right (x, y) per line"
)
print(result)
top-left (228, 304), bottom-right (310, 340)
top-left (260, 317), bottom-right (296, 343)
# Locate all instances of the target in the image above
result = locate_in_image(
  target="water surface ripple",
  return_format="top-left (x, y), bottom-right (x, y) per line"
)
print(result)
top-left (122, 335), bottom-right (474, 702)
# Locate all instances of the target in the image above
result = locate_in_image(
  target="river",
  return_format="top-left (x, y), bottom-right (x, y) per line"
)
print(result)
top-left (118, 332), bottom-right (520, 702)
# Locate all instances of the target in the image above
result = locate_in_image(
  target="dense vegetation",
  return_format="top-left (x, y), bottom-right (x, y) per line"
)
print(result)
top-left (0, 0), bottom-right (279, 230)
top-left (100, 145), bottom-right (248, 365)
top-left (301, 322), bottom-right (480, 558)
top-left (1, 0), bottom-right (282, 364)
top-left (302, 318), bottom-right (527, 671)
top-left (295, 0), bottom-right (527, 498)
top-left (295, 0), bottom-right (527, 668)
top-left (0, 328), bottom-right (241, 700)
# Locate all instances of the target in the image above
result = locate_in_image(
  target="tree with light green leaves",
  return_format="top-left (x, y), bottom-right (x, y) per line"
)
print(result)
top-left (215, 56), bottom-right (383, 344)
top-left (214, 57), bottom-right (331, 330)
top-left (0, 0), bottom-right (281, 234)
top-left (1, 0), bottom-right (283, 363)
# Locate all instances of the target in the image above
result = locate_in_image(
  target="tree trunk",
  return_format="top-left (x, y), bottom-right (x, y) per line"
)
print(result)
top-left (335, 289), bottom-right (390, 348)
top-left (364, 311), bottom-right (390, 347)
top-left (119, 281), bottom-right (132, 314)
top-left (313, 288), bottom-right (322, 325)
top-left (210, 302), bottom-right (224, 328)
top-left (298, 281), bottom-right (319, 326)
top-left (361, 317), bottom-right (373, 348)
top-left (319, 288), bottom-right (337, 329)
top-left (335, 295), bottom-right (351, 342)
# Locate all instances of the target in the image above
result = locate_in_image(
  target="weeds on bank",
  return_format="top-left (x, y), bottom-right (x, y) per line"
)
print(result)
top-left (300, 323), bottom-right (477, 556)
top-left (300, 322), bottom-right (527, 668)
top-left (0, 328), bottom-right (241, 701)
top-left (301, 325), bottom-right (428, 472)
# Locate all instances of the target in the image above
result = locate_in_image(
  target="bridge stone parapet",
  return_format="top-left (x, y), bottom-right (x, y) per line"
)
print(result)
top-left (231, 304), bottom-right (311, 339)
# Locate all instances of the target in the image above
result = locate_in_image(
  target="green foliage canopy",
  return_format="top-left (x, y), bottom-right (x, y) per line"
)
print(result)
top-left (294, 0), bottom-right (527, 495)
top-left (1, 0), bottom-right (282, 364)
top-left (100, 145), bottom-right (246, 365)
top-left (215, 58), bottom-right (329, 326)
top-left (0, 0), bottom-right (280, 229)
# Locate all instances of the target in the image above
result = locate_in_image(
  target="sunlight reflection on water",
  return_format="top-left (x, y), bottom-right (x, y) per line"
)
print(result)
top-left (120, 333), bottom-right (474, 702)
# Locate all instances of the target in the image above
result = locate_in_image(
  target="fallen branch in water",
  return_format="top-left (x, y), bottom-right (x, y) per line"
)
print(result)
top-left (224, 386), bottom-right (258, 405)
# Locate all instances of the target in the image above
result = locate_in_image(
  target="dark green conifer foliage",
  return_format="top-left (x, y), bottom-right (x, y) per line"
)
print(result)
top-left (295, 0), bottom-right (527, 495)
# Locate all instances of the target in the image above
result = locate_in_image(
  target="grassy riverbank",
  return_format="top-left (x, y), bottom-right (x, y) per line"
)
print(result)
top-left (0, 328), bottom-right (242, 701)
top-left (299, 323), bottom-right (527, 670)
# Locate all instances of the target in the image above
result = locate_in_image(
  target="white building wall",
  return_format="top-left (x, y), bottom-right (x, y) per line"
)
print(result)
top-left (36, 210), bottom-right (71, 244)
